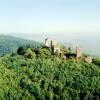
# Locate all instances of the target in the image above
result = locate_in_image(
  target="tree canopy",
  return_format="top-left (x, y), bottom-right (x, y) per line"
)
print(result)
top-left (0, 46), bottom-right (99, 100)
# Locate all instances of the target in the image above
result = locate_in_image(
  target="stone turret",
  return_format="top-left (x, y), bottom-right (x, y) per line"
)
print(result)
top-left (45, 38), bottom-right (52, 47)
top-left (76, 47), bottom-right (83, 59)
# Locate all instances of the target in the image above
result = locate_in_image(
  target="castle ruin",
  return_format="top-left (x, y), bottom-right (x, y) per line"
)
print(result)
top-left (44, 38), bottom-right (92, 63)
top-left (45, 38), bottom-right (61, 53)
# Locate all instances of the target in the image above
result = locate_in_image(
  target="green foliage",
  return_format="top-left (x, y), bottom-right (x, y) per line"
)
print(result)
top-left (24, 48), bottom-right (36, 59)
top-left (93, 57), bottom-right (100, 66)
top-left (37, 48), bottom-right (52, 58)
top-left (0, 47), bottom-right (100, 100)
top-left (60, 45), bottom-right (68, 54)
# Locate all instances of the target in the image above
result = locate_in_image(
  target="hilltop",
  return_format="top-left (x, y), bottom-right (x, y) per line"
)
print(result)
top-left (0, 39), bottom-right (99, 99)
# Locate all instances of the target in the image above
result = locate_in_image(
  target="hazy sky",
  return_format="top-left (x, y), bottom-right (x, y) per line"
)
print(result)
top-left (0, 0), bottom-right (100, 36)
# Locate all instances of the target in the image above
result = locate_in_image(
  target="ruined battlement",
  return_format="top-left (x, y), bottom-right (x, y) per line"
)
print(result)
top-left (45, 38), bottom-right (61, 53)
top-left (44, 38), bottom-right (92, 63)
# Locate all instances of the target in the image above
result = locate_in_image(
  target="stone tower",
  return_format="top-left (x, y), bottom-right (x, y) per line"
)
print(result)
top-left (76, 47), bottom-right (83, 59)
top-left (44, 38), bottom-right (60, 53)
top-left (45, 38), bottom-right (52, 47)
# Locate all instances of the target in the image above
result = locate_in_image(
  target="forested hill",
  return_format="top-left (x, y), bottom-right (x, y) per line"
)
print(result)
top-left (0, 45), bottom-right (99, 99)
top-left (0, 35), bottom-right (42, 56)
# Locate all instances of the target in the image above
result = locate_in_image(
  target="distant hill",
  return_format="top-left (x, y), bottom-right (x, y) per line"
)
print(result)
top-left (0, 35), bottom-right (42, 56)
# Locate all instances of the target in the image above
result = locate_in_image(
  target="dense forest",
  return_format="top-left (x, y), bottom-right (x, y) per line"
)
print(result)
top-left (0, 43), bottom-right (100, 100)
top-left (0, 35), bottom-right (42, 56)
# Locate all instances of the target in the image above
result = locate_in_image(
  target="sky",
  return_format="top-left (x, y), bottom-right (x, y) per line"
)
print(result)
top-left (0, 0), bottom-right (100, 38)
